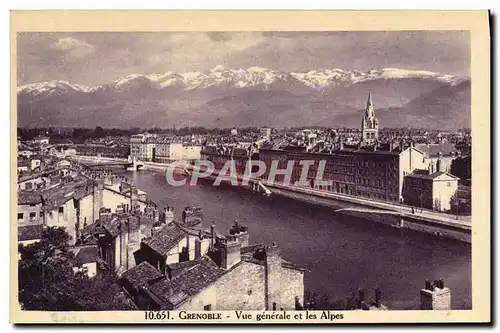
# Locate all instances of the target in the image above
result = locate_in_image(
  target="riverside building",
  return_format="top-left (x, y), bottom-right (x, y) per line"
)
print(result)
top-left (199, 92), bottom-right (460, 211)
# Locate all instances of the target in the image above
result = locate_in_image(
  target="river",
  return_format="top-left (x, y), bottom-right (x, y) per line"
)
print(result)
top-left (117, 169), bottom-right (471, 310)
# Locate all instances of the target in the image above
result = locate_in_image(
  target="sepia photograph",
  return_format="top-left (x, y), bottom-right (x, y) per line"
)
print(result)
top-left (10, 11), bottom-right (490, 324)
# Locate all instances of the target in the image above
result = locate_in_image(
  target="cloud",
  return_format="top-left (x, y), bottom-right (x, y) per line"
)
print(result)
top-left (49, 37), bottom-right (95, 60)
top-left (17, 32), bottom-right (469, 86)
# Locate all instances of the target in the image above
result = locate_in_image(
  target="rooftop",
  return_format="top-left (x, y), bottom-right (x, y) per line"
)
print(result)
top-left (73, 245), bottom-right (99, 264)
top-left (121, 261), bottom-right (165, 288)
top-left (407, 170), bottom-right (459, 181)
top-left (149, 256), bottom-right (226, 308)
top-left (142, 223), bottom-right (186, 256)
top-left (415, 142), bottom-right (459, 157)
top-left (18, 191), bottom-right (44, 205)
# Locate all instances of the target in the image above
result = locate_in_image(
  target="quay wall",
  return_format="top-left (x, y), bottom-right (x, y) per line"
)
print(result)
top-left (268, 184), bottom-right (471, 243)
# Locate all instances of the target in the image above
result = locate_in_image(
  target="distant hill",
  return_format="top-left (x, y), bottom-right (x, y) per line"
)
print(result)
top-left (17, 67), bottom-right (470, 130)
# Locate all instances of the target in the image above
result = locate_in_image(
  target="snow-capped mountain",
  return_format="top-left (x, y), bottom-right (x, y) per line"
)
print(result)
top-left (17, 66), bottom-right (470, 130)
top-left (17, 80), bottom-right (94, 95)
top-left (17, 66), bottom-right (464, 95)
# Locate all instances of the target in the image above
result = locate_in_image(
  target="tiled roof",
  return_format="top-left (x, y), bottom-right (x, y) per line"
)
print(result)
top-left (406, 170), bottom-right (458, 181)
top-left (101, 217), bottom-right (122, 237)
top-left (121, 261), bottom-right (165, 288)
top-left (240, 243), bottom-right (265, 254)
top-left (260, 147), bottom-right (401, 157)
top-left (18, 224), bottom-right (43, 241)
top-left (18, 191), bottom-right (44, 205)
top-left (74, 245), bottom-right (99, 264)
top-left (167, 260), bottom-right (200, 279)
top-left (17, 157), bottom-right (30, 167)
top-left (37, 179), bottom-right (93, 212)
top-left (415, 143), bottom-right (459, 157)
top-left (149, 256), bottom-right (226, 307)
top-left (142, 223), bottom-right (186, 256)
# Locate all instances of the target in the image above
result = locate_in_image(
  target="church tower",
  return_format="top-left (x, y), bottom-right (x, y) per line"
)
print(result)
top-left (361, 91), bottom-right (379, 143)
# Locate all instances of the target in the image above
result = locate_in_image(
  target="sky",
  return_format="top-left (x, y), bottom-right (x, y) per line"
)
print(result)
top-left (17, 31), bottom-right (470, 86)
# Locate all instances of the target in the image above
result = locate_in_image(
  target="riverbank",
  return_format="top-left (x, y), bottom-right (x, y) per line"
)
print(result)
top-left (180, 162), bottom-right (471, 243)
top-left (63, 154), bottom-right (471, 243)
top-left (265, 183), bottom-right (471, 243)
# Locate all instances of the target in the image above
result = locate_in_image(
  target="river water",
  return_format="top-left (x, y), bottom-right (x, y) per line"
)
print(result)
top-left (117, 169), bottom-right (471, 310)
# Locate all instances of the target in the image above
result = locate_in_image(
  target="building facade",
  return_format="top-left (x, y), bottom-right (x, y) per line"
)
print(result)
top-left (130, 133), bottom-right (156, 162)
top-left (130, 133), bottom-right (201, 163)
top-left (259, 145), bottom-right (427, 203)
top-left (403, 170), bottom-right (459, 212)
top-left (154, 140), bottom-right (182, 163)
top-left (260, 127), bottom-right (272, 140)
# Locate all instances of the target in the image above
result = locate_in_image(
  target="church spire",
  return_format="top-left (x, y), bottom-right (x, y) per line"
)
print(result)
top-left (361, 90), bottom-right (379, 143)
top-left (365, 90), bottom-right (374, 118)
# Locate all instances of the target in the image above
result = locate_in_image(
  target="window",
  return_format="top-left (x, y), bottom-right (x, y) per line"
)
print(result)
top-left (58, 206), bottom-right (64, 214)
top-left (203, 304), bottom-right (212, 311)
top-left (29, 212), bottom-right (36, 219)
top-left (40, 212), bottom-right (44, 218)
top-left (17, 213), bottom-right (23, 220)
top-left (447, 182), bottom-right (451, 187)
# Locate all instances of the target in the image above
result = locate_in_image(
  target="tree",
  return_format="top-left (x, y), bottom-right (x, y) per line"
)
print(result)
top-left (94, 126), bottom-right (105, 138)
top-left (450, 189), bottom-right (472, 216)
top-left (18, 227), bottom-right (135, 311)
top-left (450, 156), bottom-right (471, 184)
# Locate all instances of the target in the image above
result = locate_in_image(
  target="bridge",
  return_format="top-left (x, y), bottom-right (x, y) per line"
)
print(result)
top-left (63, 155), bottom-right (145, 171)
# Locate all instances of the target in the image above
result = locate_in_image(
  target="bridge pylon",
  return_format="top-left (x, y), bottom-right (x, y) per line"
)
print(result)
top-left (127, 155), bottom-right (144, 171)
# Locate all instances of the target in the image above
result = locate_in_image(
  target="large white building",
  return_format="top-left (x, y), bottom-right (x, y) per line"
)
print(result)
top-left (130, 133), bottom-right (156, 161)
top-left (130, 133), bottom-right (202, 162)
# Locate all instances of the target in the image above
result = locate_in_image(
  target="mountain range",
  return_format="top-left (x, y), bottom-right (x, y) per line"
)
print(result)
top-left (17, 66), bottom-right (470, 130)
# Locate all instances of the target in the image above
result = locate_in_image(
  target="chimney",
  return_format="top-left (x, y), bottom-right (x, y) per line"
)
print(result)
top-left (420, 279), bottom-right (451, 310)
top-left (425, 279), bottom-right (432, 290)
top-left (436, 152), bottom-right (444, 173)
top-left (229, 221), bottom-right (249, 247)
top-left (162, 206), bottom-right (174, 224)
top-left (375, 288), bottom-right (382, 308)
top-left (130, 185), bottom-right (139, 211)
top-left (210, 223), bottom-right (216, 250)
top-left (389, 141), bottom-right (393, 152)
top-left (357, 289), bottom-right (365, 309)
top-left (195, 230), bottom-right (211, 259)
top-left (265, 242), bottom-right (282, 310)
top-left (220, 238), bottom-right (241, 270)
